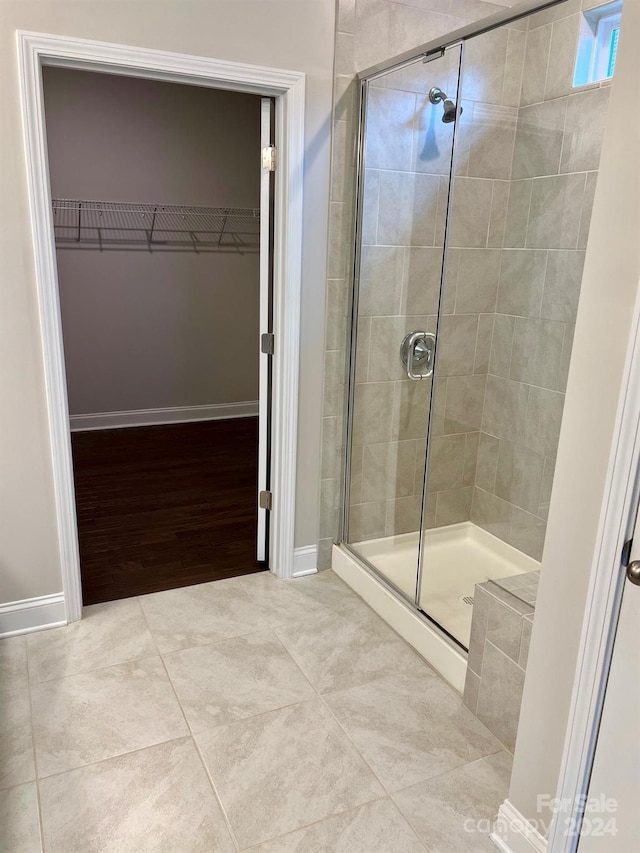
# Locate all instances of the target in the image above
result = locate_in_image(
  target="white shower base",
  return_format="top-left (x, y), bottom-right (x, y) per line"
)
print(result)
top-left (352, 521), bottom-right (540, 650)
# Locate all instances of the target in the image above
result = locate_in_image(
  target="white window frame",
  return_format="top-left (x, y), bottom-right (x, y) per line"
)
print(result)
top-left (574, 1), bottom-right (623, 87)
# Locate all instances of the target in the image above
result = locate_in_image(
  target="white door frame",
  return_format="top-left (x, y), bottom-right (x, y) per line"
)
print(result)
top-left (17, 31), bottom-right (306, 623)
top-left (546, 275), bottom-right (640, 851)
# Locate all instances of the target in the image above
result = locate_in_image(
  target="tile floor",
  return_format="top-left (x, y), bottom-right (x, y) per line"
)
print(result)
top-left (0, 570), bottom-right (511, 852)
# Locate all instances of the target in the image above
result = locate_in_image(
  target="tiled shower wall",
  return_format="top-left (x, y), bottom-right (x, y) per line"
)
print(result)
top-left (470, 1), bottom-right (610, 560)
top-left (319, 0), bottom-right (611, 568)
top-left (320, 0), bottom-right (508, 567)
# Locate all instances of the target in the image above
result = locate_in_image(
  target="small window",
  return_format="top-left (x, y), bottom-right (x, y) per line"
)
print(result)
top-left (574, 1), bottom-right (623, 87)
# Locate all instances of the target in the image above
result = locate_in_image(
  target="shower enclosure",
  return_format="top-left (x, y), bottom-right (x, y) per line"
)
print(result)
top-left (339, 0), bottom-right (612, 651)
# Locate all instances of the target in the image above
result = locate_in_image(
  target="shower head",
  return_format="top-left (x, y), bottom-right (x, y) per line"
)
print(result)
top-left (428, 87), bottom-right (462, 123)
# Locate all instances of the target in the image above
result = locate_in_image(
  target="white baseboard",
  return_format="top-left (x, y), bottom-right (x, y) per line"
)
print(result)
top-left (0, 593), bottom-right (66, 638)
top-left (332, 544), bottom-right (467, 693)
top-left (69, 401), bottom-right (259, 431)
top-left (491, 800), bottom-right (548, 853)
top-left (292, 545), bottom-right (318, 578)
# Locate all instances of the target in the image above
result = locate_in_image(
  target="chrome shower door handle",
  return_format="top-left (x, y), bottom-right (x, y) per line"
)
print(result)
top-left (400, 331), bottom-right (436, 380)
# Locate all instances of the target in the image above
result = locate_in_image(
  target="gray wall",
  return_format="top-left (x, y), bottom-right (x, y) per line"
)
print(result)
top-left (43, 69), bottom-right (261, 416)
top-left (0, 0), bottom-right (334, 605)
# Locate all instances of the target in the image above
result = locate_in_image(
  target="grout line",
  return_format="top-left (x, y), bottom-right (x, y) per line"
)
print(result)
top-left (32, 735), bottom-right (191, 784)
top-left (189, 733), bottom-right (242, 852)
top-left (23, 639), bottom-right (46, 853)
top-left (27, 649), bottom-right (164, 686)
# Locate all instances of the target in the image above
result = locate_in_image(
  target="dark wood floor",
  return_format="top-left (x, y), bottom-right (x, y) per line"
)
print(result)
top-left (71, 418), bottom-right (264, 605)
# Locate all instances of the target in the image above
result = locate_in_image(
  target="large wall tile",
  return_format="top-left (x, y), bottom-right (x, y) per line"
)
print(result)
top-left (488, 314), bottom-right (514, 378)
top-left (359, 245), bottom-right (405, 316)
top-left (509, 506), bottom-right (546, 561)
top-left (403, 246), bottom-right (443, 314)
top-left (448, 177), bottom-right (493, 248)
top-left (361, 440), bottom-right (419, 502)
top-left (366, 86), bottom-right (416, 171)
top-left (471, 487), bottom-right (512, 542)
top-left (475, 433), bottom-right (499, 494)
top-left (524, 385), bottom-right (565, 457)
top-left (352, 382), bottom-right (396, 444)
top-left (512, 98), bottom-right (568, 179)
top-left (527, 173), bottom-right (586, 249)
top-left (454, 248), bottom-right (501, 314)
top-left (435, 486), bottom-right (473, 526)
top-left (544, 14), bottom-right (581, 100)
top-left (541, 250), bottom-right (585, 323)
top-left (561, 86), bottom-right (611, 174)
top-left (520, 23), bottom-right (552, 106)
top-left (444, 374), bottom-right (486, 433)
top-left (475, 640), bottom-right (525, 752)
top-left (510, 317), bottom-right (565, 388)
top-left (437, 313), bottom-right (479, 376)
top-left (427, 433), bottom-right (466, 492)
top-left (497, 249), bottom-right (546, 317)
top-left (494, 440), bottom-right (545, 516)
top-left (486, 593), bottom-right (524, 662)
top-left (377, 171), bottom-right (440, 246)
top-left (482, 375), bottom-right (529, 444)
top-left (503, 179), bottom-right (533, 248)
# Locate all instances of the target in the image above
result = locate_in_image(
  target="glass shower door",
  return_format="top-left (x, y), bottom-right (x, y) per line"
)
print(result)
top-left (344, 46), bottom-right (462, 604)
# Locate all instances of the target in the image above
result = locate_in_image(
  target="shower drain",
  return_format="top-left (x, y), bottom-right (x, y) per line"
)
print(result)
top-left (459, 595), bottom-right (474, 606)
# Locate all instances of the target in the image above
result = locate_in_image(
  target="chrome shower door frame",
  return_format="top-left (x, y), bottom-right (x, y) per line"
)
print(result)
top-left (339, 0), bottom-right (572, 634)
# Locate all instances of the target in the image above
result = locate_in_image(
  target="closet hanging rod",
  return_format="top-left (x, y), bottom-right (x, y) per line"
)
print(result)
top-left (51, 198), bottom-right (261, 253)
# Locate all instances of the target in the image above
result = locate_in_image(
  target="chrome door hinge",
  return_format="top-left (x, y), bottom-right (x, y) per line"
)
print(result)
top-left (261, 333), bottom-right (275, 355)
top-left (262, 146), bottom-right (277, 171)
top-left (259, 490), bottom-right (273, 511)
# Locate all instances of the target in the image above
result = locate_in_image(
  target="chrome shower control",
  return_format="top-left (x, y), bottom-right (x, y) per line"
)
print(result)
top-left (400, 331), bottom-right (436, 380)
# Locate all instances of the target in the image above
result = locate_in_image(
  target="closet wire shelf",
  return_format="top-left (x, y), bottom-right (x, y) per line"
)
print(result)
top-left (51, 199), bottom-right (260, 253)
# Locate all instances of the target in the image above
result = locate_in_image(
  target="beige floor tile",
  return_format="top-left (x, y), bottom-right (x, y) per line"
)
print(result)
top-left (393, 751), bottom-right (513, 853)
top-left (287, 570), bottom-right (372, 618)
top-left (139, 576), bottom-right (282, 654)
top-left (39, 737), bottom-right (234, 853)
top-left (325, 672), bottom-right (502, 792)
top-left (196, 699), bottom-right (384, 849)
top-left (26, 599), bottom-right (156, 683)
top-left (0, 685), bottom-right (35, 790)
top-left (239, 572), bottom-right (330, 626)
top-left (139, 573), bottom-right (332, 655)
top-left (0, 782), bottom-right (41, 852)
top-left (163, 630), bottom-right (314, 732)
top-left (274, 608), bottom-right (429, 693)
top-left (246, 797), bottom-right (426, 852)
top-left (0, 636), bottom-right (29, 690)
top-left (31, 657), bottom-right (188, 777)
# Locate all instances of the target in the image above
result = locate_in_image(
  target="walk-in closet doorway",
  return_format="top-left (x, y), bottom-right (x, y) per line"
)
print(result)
top-left (18, 33), bottom-right (306, 621)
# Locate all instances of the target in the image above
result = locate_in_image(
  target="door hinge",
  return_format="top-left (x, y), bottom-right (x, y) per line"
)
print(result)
top-left (262, 145), bottom-right (277, 172)
top-left (259, 490), bottom-right (273, 511)
top-left (261, 332), bottom-right (275, 355)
